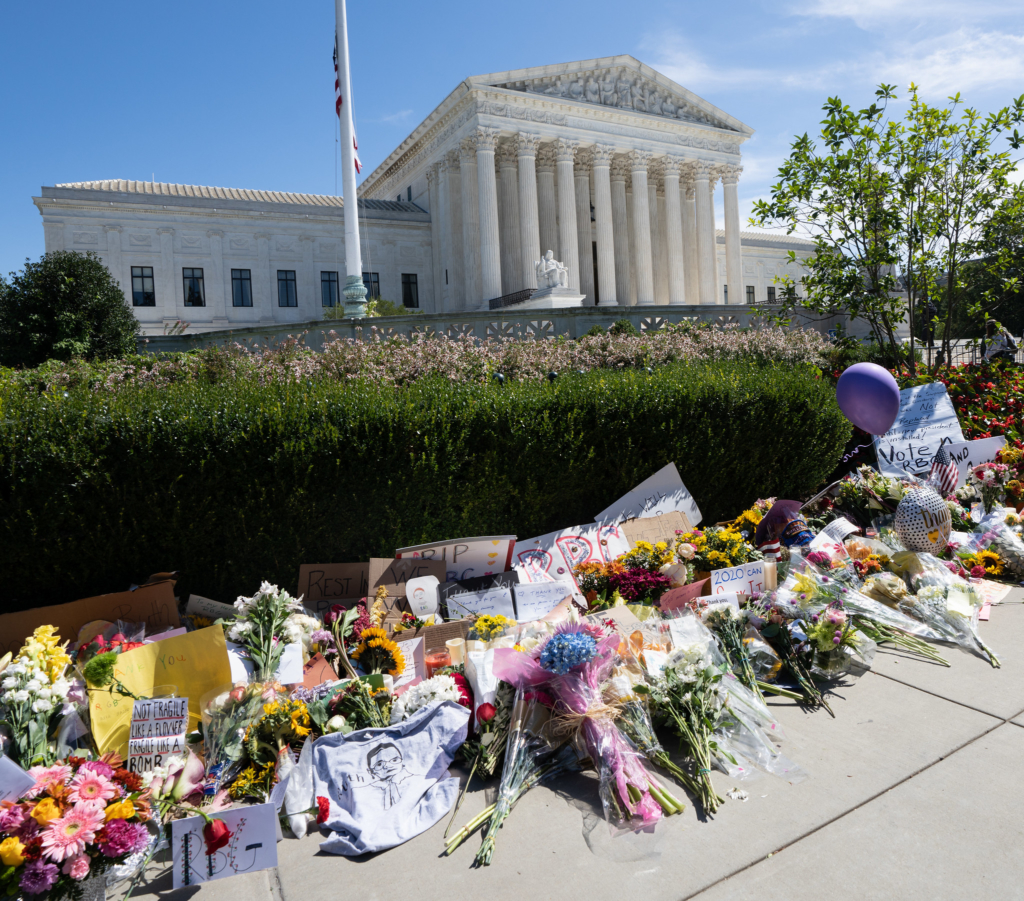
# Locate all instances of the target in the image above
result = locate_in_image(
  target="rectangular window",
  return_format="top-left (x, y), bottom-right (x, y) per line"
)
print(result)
top-left (362, 271), bottom-right (380, 299)
top-left (321, 271), bottom-right (340, 307)
top-left (277, 270), bottom-right (297, 307)
top-left (131, 266), bottom-right (155, 306)
top-left (746, 285), bottom-right (755, 304)
top-left (231, 269), bottom-right (252, 307)
top-left (182, 268), bottom-right (205, 307)
top-left (767, 286), bottom-right (776, 303)
top-left (401, 273), bottom-right (419, 308)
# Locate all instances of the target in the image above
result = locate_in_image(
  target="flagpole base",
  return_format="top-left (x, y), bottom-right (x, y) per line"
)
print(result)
top-left (343, 275), bottom-right (368, 319)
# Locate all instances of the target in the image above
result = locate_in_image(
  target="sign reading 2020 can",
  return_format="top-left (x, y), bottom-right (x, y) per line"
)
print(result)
top-left (894, 488), bottom-right (952, 554)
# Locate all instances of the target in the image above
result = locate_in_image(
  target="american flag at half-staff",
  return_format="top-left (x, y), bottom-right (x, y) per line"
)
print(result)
top-left (927, 445), bottom-right (960, 497)
top-left (334, 39), bottom-right (361, 173)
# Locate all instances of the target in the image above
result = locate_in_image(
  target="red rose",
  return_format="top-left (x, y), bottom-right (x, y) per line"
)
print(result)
top-left (316, 795), bottom-right (330, 825)
top-left (476, 702), bottom-right (496, 724)
top-left (450, 672), bottom-right (473, 711)
top-left (203, 819), bottom-right (233, 856)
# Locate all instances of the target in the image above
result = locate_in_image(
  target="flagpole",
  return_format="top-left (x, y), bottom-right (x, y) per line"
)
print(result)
top-left (335, 0), bottom-right (367, 318)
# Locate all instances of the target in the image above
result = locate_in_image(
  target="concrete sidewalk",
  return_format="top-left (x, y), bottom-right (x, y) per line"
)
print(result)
top-left (118, 590), bottom-right (1024, 901)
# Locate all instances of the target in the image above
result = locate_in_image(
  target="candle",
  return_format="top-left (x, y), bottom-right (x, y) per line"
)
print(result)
top-left (424, 649), bottom-right (451, 677)
top-left (445, 637), bottom-right (465, 666)
top-left (763, 560), bottom-right (777, 590)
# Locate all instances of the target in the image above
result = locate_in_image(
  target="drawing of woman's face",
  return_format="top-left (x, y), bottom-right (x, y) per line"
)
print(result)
top-left (369, 746), bottom-right (403, 779)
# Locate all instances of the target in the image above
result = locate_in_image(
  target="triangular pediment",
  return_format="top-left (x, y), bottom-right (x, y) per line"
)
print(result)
top-left (470, 55), bottom-right (749, 134)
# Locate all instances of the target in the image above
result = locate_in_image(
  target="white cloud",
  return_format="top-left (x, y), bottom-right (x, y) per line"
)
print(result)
top-left (792, 0), bottom-right (1021, 30)
top-left (375, 109), bottom-right (413, 124)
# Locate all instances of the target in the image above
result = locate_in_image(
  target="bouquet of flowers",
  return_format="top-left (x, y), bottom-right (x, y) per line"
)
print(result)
top-left (227, 698), bottom-right (314, 802)
top-left (827, 466), bottom-right (916, 529)
top-left (350, 627), bottom-right (405, 678)
top-left (324, 678), bottom-right (391, 732)
top-left (0, 627), bottom-right (73, 768)
top-left (392, 612), bottom-right (435, 633)
top-left (200, 681), bottom-right (279, 796)
top-left (0, 756), bottom-right (153, 900)
top-left (467, 615), bottom-right (517, 644)
top-left (732, 498), bottom-right (776, 541)
top-left (73, 625), bottom-right (145, 667)
top-left (390, 674), bottom-right (469, 723)
top-left (675, 528), bottom-right (762, 581)
top-left (966, 511), bottom-right (1024, 579)
top-left (968, 462), bottom-right (1011, 514)
top-left (574, 541), bottom-right (674, 609)
top-left (227, 583), bottom-right (320, 680)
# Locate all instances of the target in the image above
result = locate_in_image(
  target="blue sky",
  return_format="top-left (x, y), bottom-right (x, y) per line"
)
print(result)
top-left (2, 0), bottom-right (1023, 278)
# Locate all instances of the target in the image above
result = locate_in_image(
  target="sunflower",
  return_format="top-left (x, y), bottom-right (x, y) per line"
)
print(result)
top-left (977, 549), bottom-right (1005, 576)
top-left (350, 627), bottom-right (406, 676)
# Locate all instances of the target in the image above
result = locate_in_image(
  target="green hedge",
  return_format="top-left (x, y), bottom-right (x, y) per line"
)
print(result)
top-left (0, 360), bottom-right (850, 608)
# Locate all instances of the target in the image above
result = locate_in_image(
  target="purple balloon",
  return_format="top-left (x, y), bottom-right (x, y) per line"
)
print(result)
top-left (835, 362), bottom-right (901, 435)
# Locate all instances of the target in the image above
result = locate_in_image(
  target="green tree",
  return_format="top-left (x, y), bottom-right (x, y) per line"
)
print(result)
top-left (0, 251), bottom-right (140, 368)
top-left (752, 86), bottom-right (1024, 374)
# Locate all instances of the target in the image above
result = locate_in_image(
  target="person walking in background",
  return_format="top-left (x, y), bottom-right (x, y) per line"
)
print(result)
top-left (983, 319), bottom-right (1017, 363)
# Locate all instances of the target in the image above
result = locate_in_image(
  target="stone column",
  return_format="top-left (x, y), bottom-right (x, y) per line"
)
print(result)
top-left (103, 226), bottom-right (123, 290)
top-left (626, 179), bottom-right (637, 305)
top-left (610, 157), bottom-right (631, 304)
top-left (497, 141), bottom-right (522, 295)
top-left (157, 227), bottom-right (177, 319)
top-left (694, 162), bottom-right (717, 305)
top-left (516, 133), bottom-right (542, 290)
top-left (722, 165), bottom-right (743, 307)
top-left (591, 145), bottom-right (617, 305)
top-left (427, 166), bottom-right (443, 312)
top-left (555, 138), bottom-right (581, 292)
top-left (207, 229), bottom-right (228, 320)
top-left (446, 150), bottom-right (465, 309)
top-left (662, 158), bottom-right (686, 304)
top-left (459, 139), bottom-right (482, 309)
top-left (710, 169), bottom-right (723, 302)
top-left (472, 128), bottom-right (502, 303)
top-left (647, 160), bottom-right (666, 305)
top-left (628, 150), bottom-right (655, 306)
top-left (574, 146), bottom-right (595, 304)
top-left (536, 144), bottom-right (559, 260)
top-left (254, 232), bottom-right (273, 320)
top-left (681, 169), bottom-right (699, 306)
top-left (299, 235), bottom-right (316, 316)
top-left (437, 157), bottom-right (453, 311)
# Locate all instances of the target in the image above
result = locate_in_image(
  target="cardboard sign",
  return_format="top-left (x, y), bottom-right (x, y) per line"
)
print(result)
top-left (393, 637), bottom-right (426, 689)
top-left (874, 382), bottom-right (965, 477)
top-left (943, 436), bottom-right (1007, 488)
top-left (621, 510), bottom-right (694, 548)
top-left (302, 653), bottom-right (339, 689)
top-left (186, 595), bottom-right (237, 621)
top-left (0, 757), bottom-right (37, 804)
top-left (396, 536), bottom-right (516, 582)
top-left (710, 562), bottom-right (765, 596)
top-left (127, 697), bottom-right (189, 773)
top-left (393, 619), bottom-right (471, 654)
top-left (514, 523), bottom-right (630, 592)
top-left (298, 563), bottom-right (370, 617)
top-left (171, 803), bottom-right (278, 889)
top-left (0, 582), bottom-right (180, 657)
top-left (88, 626), bottom-right (232, 757)
top-left (368, 558), bottom-right (447, 600)
top-left (513, 581), bottom-right (576, 621)
top-left (594, 462), bottom-right (703, 527)
top-left (659, 578), bottom-right (711, 612)
top-left (439, 573), bottom-right (518, 621)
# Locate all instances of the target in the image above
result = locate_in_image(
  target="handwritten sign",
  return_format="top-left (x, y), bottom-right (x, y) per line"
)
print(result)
top-left (439, 578), bottom-right (516, 621)
top-left (514, 523), bottom-right (630, 595)
top-left (88, 626), bottom-right (232, 757)
top-left (874, 382), bottom-right (965, 477)
top-left (393, 637), bottom-right (425, 689)
top-left (942, 436), bottom-right (1007, 489)
top-left (368, 558), bottom-right (447, 600)
top-left (0, 757), bottom-right (37, 803)
top-left (595, 462), bottom-right (703, 527)
top-left (621, 511), bottom-right (694, 548)
top-left (171, 804), bottom-right (278, 889)
top-left (298, 563), bottom-right (370, 618)
top-left (127, 697), bottom-right (189, 773)
top-left (710, 562), bottom-right (765, 596)
top-left (396, 536), bottom-right (516, 582)
top-left (512, 581), bottom-right (576, 621)
top-left (186, 595), bottom-right (237, 621)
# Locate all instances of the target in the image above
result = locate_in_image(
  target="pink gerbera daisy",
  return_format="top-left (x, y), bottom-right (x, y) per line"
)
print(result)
top-left (41, 803), bottom-right (105, 862)
top-left (67, 771), bottom-right (116, 804)
top-left (25, 765), bottom-right (72, 799)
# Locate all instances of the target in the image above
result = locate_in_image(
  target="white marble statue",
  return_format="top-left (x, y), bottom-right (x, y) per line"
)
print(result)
top-left (535, 250), bottom-right (569, 289)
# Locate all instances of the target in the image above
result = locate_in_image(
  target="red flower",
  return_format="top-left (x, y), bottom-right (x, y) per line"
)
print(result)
top-left (316, 796), bottom-right (330, 825)
top-left (476, 702), bottom-right (496, 724)
top-left (203, 819), bottom-right (233, 855)
top-left (450, 672), bottom-right (473, 710)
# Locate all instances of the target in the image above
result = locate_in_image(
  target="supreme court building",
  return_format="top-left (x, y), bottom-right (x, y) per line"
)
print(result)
top-left (34, 56), bottom-right (814, 333)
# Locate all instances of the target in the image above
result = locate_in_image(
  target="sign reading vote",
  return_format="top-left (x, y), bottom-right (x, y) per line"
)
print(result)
top-left (710, 561), bottom-right (765, 596)
top-left (874, 382), bottom-right (965, 477)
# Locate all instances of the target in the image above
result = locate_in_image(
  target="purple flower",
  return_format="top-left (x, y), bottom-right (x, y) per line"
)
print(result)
top-left (310, 629), bottom-right (333, 645)
top-left (99, 819), bottom-right (149, 857)
top-left (608, 568), bottom-right (672, 602)
top-left (0, 805), bottom-right (26, 833)
top-left (20, 861), bottom-right (59, 895)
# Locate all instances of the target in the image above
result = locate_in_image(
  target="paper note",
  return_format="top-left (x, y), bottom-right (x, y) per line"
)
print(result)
top-left (0, 756), bottom-right (37, 803)
top-left (396, 536), bottom-right (516, 582)
top-left (513, 581), bottom-right (576, 621)
top-left (710, 562), bottom-right (765, 596)
top-left (817, 518), bottom-right (860, 542)
top-left (302, 653), bottom-right (339, 689)
top-left (440, 585), bottom-right (516, 621)
top-left (594, 462), bottom-right (703, 527)
top-left (127, 697), bottom-right (189, 773)
top-left (185, 595), bottom-right (237, 621)
top-left (701, 593), bottom-right (742, 617)
top-left (514, 523), bottom-right (630, 593)
top-left (667, 615), bottom-right (708, 649)
top-left (874, 382), bottom-right (965, 477)
top-left (0, 582), bottom-right (180, 657)
top-left (942, 436), bottom-right (1007, 489)
top-left (394, 637), bottom-right (425, 689)
top-left (171, 803), bottom-right (278, 888)
top-left (88, 626), bottom-right (232, 757)
top-left (405, 576), bottom-right (440, 618)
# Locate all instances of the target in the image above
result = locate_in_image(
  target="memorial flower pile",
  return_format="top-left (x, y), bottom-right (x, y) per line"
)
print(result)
top-left (574, 541), bottom-right (674, 609)
top-left (674, 527), bottom-right (762, 579)
top-left (967, 462), bottom-right (1011, 514)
